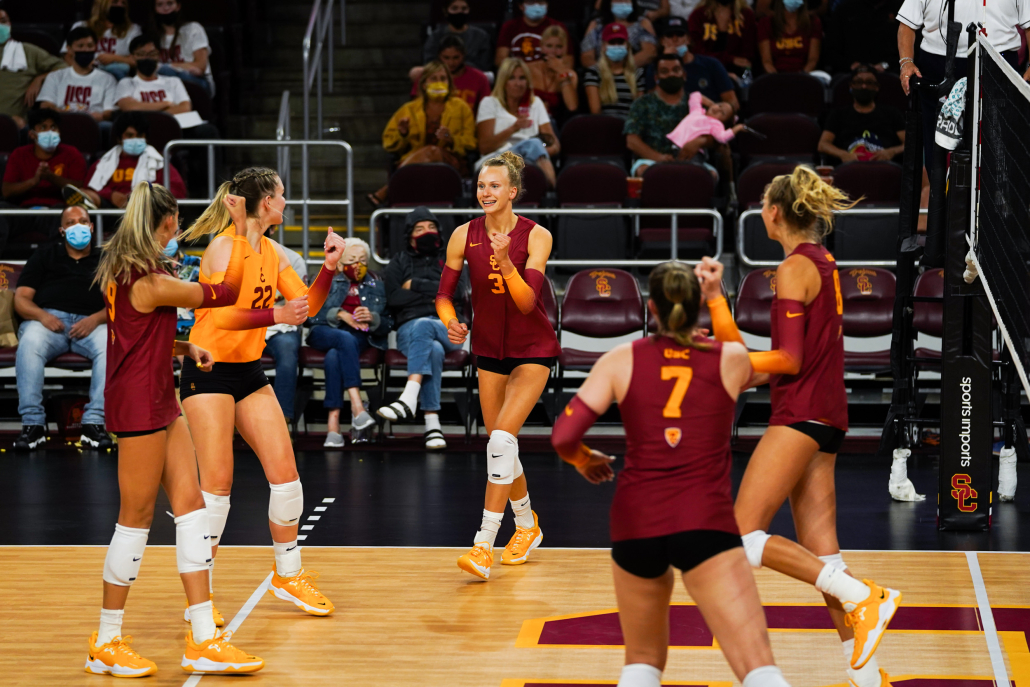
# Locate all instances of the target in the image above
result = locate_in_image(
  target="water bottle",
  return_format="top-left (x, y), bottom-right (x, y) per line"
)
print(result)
top-left (740, 68), bottom-right (753, 100)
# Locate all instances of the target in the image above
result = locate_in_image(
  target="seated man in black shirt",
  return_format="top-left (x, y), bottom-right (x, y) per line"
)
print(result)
top-left (13, 205), bottom-right (111, 450)
top-left (818, 64), bottom-right (905, 164)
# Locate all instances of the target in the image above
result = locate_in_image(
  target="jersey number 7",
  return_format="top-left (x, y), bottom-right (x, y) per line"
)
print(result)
top-left (660, 366), bottom-right (693, 418)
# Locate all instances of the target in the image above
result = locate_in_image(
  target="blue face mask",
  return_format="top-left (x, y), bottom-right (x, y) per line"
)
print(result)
top-left (605, 44), bottom-right (628, 62)
top-left (163, 237), bottom-right (179, 257)
top-left (523, 3), bottom-right (547, 21)
top-left (122, 137), bottom-right (147, 156)
top-left (64, 223), bottom-right (92, 250)
top-left (675, 44), bottom-right (688, 57)
top-left (0, 25), bottom-right (10, 44)
top-left (782, 0), bottom-right (804, 11)
top-left (611, 2), bottom-right (633, 18)
top-left (36, 130), bottom-right (60, 152)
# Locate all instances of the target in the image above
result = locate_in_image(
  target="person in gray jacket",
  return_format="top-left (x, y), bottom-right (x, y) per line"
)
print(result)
top-left (307, 238), bottom-right (392, 446)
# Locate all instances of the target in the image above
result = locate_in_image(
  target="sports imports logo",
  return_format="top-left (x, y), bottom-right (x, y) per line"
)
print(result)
top-left (951, 474), bottom-right (978, 512)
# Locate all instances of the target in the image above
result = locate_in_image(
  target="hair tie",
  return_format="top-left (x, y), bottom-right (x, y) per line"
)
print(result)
top-left (147, 180), bottom-right (153, 190)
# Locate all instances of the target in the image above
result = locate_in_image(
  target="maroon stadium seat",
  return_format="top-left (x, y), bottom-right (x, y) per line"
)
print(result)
top-left (638, 163), bottom-right (715, 255)
top-left (555, 162), bottom-right (628, 260)
top-left (182, 80), bottom-right (215, 124)
top-left (58, 112), bottom-right (101, 159)
top-left (556, 162), bottom-right (627, 205)
top-left (141, 112), bottom-right (183, 156)
top-left (832, 161), bottom-right (903, 204)
top-left (912, 268), bottom-right (944, 360)
top-left (12, 29), bottom-right (60, 56)
top-left (737, 113), bottom-right (821, 168)
top-left (831, 72), bottom-right (906, 112)
top-left (747, 73), bottom-right (826, 118)
top-left (300, 346), bottom-right (383, 370)
top-left (541, 274), bottom-right (559, 330)
top-left (737, 160), bottom-right (799, 208)
top-left (0, 115), bottom-right (20, 153)
top-left (735, 268), bottom-right (778, 336)
top-left (839, 267), bottom-right (895, 373)
top-left (387, 163), bottom-right (463, 206)
top-left (558, 268), bottom-right (644, 372)
top-left (517, 162), bottom-right (548, 207)
top-left (0, 263), bottom-right (23, 368)
top-left (560, 114), bottom-right (628, 168)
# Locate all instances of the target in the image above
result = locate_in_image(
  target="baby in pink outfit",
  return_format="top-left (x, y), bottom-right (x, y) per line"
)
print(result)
top-left (667, 92), bottom-right (744, 149)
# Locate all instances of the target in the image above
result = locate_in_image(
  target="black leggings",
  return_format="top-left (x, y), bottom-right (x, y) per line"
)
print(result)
top-left (611, 529), bottom-right (742, 579)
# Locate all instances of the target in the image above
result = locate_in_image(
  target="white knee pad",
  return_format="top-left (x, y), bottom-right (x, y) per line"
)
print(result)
top-left (513, 453), bottom-right (524, 479)
top-left (103, 524), bottom-right (149, 586)
top-left (268, 479), bottom-right (304, 526)
top-left (741, 530), bottom-right (771, 569)
top-left (175, 508), bottom-right (213, 574)
top-left (487, 430), bottom-right (518, 485)
top-left (202, 491), bottom-right (230, 544)
top-left (618, 663), bottom-right (662, 687)
top-left (743, 665), bottom-right (791, 687)
top-left (819, 552), bottom-right (847, 573)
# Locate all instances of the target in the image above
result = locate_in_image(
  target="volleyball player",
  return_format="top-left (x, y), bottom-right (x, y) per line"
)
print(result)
top-left (178, 167), bottom-right (344, 619)
top-left (551, 262), bottom-right (793, 687)
top-left (437, 151), bottom-right (561, 580)
top-left (698, 166), bottom-right (900, 686)
top-left (88, 183), bottom-right (263, 676)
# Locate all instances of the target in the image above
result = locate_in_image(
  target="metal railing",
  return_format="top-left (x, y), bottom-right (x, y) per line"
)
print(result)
top-left (275, 90), bottom-right (292, 246)
top-left (303, 0), bottom-right (337, 144)
top-left (369, 207), bottom-right (723, 266)
top-left (163, 138), bottom-right (354, 259)
top-left (0, 208), bottom-right (128, 248)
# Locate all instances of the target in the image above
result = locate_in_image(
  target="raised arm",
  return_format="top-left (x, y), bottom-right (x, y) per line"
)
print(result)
top-left (436, 223), bottom-right (468, 343)
top-left (494, 224), bottom-right (551, 315)
top-left (695, 257), bottom-right (744, 345)
top-left (745, 255), bottom-right (819, 375)
top-left (273, 229), bottom-right (344, 313)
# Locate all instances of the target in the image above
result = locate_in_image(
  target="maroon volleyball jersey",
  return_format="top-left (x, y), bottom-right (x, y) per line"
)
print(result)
top-left (465, 215), bottom-right (561, 359)
top-left (768, 243), bottom-right (848, 431)
top-left (611, 336), bottom-right (739, 542)
top-left (103, 268), bottom-right (180, 432)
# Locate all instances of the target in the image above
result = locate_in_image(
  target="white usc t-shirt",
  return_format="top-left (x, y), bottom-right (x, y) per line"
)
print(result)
top-left (62, 20), bottom-right (142, 56)
top-left (475, 95), bottom-right (551, 166)
top-left (115, 74), bottom-right (191, 106)
top-left (38, 67), bottom-right (118, 114)
top-left (159, 23), bottom-right (212, 75)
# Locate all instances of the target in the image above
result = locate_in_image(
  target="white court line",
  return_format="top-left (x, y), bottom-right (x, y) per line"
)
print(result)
top-left (966, 552), bottom-right (1011, 687)
top-left (181, 571), bottom-right (273, 687)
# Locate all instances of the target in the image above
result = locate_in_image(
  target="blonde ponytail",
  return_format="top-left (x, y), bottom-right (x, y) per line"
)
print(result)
top-left (95, 181), bottom-right (177, 288)
top-left (182, 181), bottom-right (233, 242)
top-left (182, 167), bottom-right (281, 242)
top-left (765, 165), bottom-right (861, 239)
top-left (648, 261), bottom-right (710, 349)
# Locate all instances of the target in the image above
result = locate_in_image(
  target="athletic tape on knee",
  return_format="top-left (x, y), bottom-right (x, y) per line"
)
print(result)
top-left (742, 665), bottom-right (791, 687)
top-left (103, 523), bottom-right (149, 586)
top-left (819, 552), bottom-right (847, 572)
top-left (618, 663), bottom-right (663, 687)
top-left (268, 479), bottom-right (304, 526)
top-left (202, 491), bottom-right (230, 544)
top-left (741, 530), bottom-right (771, 569)
top-left (174, 508), bottom-right (213, 574)
top-left (487, 430), bottom-right (518, 485)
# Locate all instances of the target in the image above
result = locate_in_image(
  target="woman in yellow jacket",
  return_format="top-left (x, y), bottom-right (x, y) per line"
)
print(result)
top-left (367, 60), bottom-right (477, 207)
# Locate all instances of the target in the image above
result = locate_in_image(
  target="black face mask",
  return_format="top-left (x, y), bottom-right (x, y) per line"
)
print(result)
top-left (414, 232), bottom-right (442, 255)
top-left (851, 87), bottom-right (877, 105)
top-left (447, 11), bottom-right (469, 28)
top-left (74, 50), bottom-right (96, 68)
top-left (107, 6), bottom-right (127, 23)
top-left (658, 76), bottom-right (684, 95)
top-left (715, 0), bottom-right (732, 5)
top-left (158, 10), bottom-right (179, 25)
top-left (136, 58), bottom-right (158, 77)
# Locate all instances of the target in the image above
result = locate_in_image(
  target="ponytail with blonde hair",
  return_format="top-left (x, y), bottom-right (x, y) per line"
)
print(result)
top-left (764, 166), bottom-right (860, 240)
top-left (480, 150), bottom-right (526, 203)
top-left (95, 181), bottom-right (178, 287)
top-left (648, 261), bottom-right (710, 349)
top-left (182, 167), bottom-right (281, 241)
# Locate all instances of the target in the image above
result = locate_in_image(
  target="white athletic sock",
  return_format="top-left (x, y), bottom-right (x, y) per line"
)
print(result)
top-left (425, 412), bottom-right (441, 432)
top-left (843, 639), bottom-right (881, 687)
top-left (98, 608), bottom-right (124, 645)
top-left (815, 564), bottom-right (870, 611)
top-left (273, 540), bottom-right (302, 578)
top-left (473, 509), bottom-right (504, 548)
top-left (511, 494), bottom-right (534, 529)
top-left (188, 600), bottom-right (217, 643)
top-left (743, 665), bottom-right (791, 687)
top-left (617, 663), bottom-right (662, 687)
top-left (399, 380), bottom-right (421, 411)
top-left (208, 560), bottom-right (214, 595)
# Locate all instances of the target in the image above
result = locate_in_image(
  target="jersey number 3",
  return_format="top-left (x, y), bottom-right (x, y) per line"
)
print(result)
top-left (488, 273), bottom-right (505, 294)
top-left (660, 366), bottom-right (693, 418)
top-left (251, 285), bottom-right (273, 309)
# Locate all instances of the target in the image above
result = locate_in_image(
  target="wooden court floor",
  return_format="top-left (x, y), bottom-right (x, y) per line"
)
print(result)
top-left (7, 547), bottom-right (1030, 687)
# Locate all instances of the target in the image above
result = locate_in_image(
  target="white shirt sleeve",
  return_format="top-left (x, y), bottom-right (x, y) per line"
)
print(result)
top-left (120, 24), bottom-right (143, 56)
top-left (168, 75), bottom-right (191, 105)
top-left (897, 0), bottom-right (927, 30)
top-left (115, 77), bottom-right (136, 102)
top-left (1019, 0), bottom-right (1030, 29)
top-left (476, 96), bottom-right (501, 123)
top-left (38, 69), bottom-right (62, 105)
top-left (530, 96), bottom-right (550, 133)
top-left (181, 23), bottom-right (211, 61)
top-left (100, 71), bottom-right (118, 111)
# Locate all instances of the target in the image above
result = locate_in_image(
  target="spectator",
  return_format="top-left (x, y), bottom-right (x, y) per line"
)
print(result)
top-left (582, 0), bottom-right (659, 68)
top-left (496, 1), bottom-right (574, 68)
top-left (818, 64), bottom-right (905, 163)
top-left (80, 111), bottom-right (187, 208)
top-left (64, 0), bottom-right (142, 80)
top-left (151, 0), bottom-right (214, 95)
top-left (423, 0), bottom-right (493, 73)
top-left (306, 238), bottom-right (392, 447)
top-left (371, 60), bottom-right (477, 207)
top-left (409, 35), bottom-right (491, 115)
top-left (754, 0), bottom-right (829, 15)
top-left (0, 9), bottom-right (67, 128)
top-left (39, 27), bottom-right (118, 125)
top-left (476, 57), bottom-right (559, 186)
top-left (528, 25), bottom-right (579, 121)
top-left (379, 207), bottom-right (468, 450)
top-left (646, 18), bottom-right (739, 111)
top-left (757, 0), bottom-right (825, 77)
top-left (598, 0), bottom-right (671, 22)
top-left (825, 0), bottom-right (900, 75)
top-left (13, 205), bottom-right (111, 451)
top-left (584, 22), bottom-right (644, 117)
top-left (625, 52), bottom-right (713, 177)
top-left (263, 240), bottom-right (307, 425)
top-left (687, 0), bottom-right (757, 81)
top-left (671, 0), bottom-right (705, 23)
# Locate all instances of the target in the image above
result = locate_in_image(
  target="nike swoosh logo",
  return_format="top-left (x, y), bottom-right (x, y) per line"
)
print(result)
top-left (470, 242), bottom-right (482, 247)
top-left (491, 454), bottom-right (503, 458)
top-left (785, 311), bottom-right (803, 318)
top-left (880, 591), bottom-right (886, 600)
top-left (286, 546), bottom-right (297, 551)
top-left (132, 557), bottom-right (141, 561)
top-left (204, 535), bottom-right (210, 539)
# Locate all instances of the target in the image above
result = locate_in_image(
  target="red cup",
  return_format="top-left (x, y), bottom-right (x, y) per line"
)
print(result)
top-left (518, 105), bottom-right (530, 118)
top-left (627, 176), bottom-right (642, 199)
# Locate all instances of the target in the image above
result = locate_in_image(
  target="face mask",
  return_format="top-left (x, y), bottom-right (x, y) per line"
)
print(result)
top-left (415, 232), bottom-right (442, 255)
top-left (523, 3), bottom-right (547, 21)
top-left (158, 10), bottom-right (179, 25)
top-left (342, 262), bottom-right (367, 283)
top-left (136, 59), bottom-right (158, 77)
top-left (851, 87), bottom-right (877, 105)
top-left (163, 237), bottom-right (179, 257)
top-left (658, 76), bottom-right (684, 95)
top-left (447, 11), bottom-right (469, 28)
top-left (783, 0), bottom-right (804, 11)
top-left (716, 0), bottom-right (732, 5)
top-left (605, 44), bottom-right (628, 62)
top-left (64, 223), bottom-right (92, 250)
top-left (74, 50), bottom-right (96, 68)
top-left (675, 44), bottom-right (687, 57)
top-left (36, 130), bottom-right (61, 152)
top-left (0, 25), bottom-right (10, 44)
top-left (426, 83), bottom-right (449, 100)
top-left (611, 2), bottom-right (633, 18)
top-left (122, 137), bottom-right (147, 156)
top-left (107, 5), bottom-right (127, 23)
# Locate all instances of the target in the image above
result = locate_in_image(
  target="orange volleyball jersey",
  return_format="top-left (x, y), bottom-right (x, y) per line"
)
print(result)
top-left (190, 231), bottom-right (281, 363)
